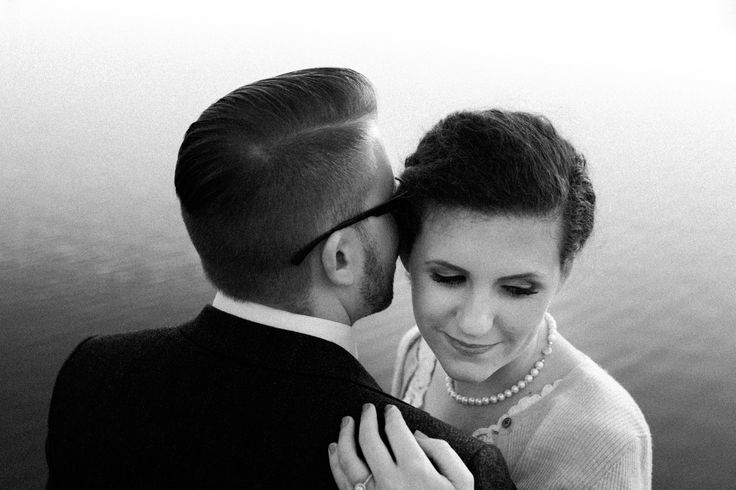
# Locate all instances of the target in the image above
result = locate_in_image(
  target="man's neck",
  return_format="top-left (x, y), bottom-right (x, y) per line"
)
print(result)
top-left (309, 301), bottom-right (353, 326)
top-left (218, 291), bottom-right (354, 326)
top-left (305, 287), bottom-right (357, 326)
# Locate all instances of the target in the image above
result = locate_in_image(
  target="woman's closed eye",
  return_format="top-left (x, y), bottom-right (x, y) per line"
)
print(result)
top-left (504, 285), bottom-right (539, 297)
top-left (430, 272), bottom-right (465, 286)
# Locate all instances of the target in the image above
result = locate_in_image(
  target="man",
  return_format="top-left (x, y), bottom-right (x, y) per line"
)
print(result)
top-left (46, 68), bottom-right (515, 489)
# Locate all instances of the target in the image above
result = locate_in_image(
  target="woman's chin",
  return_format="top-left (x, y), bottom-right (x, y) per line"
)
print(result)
top-left (442, 362), bottom-right (496, 385)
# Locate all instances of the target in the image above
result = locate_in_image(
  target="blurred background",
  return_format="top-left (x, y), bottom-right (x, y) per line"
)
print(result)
top-left (1, 0), bottom-right (735, 487)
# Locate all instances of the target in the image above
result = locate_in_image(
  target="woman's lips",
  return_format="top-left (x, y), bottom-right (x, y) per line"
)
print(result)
top-left (443, 333), bottom-right (498, 356)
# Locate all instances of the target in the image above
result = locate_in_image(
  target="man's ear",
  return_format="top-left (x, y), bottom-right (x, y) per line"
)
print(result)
top-left (321, 230), bottom-right (361, 286)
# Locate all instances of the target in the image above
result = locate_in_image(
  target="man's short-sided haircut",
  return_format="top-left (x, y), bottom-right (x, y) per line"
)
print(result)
top-left (175, 68), bottom-right (378, 309)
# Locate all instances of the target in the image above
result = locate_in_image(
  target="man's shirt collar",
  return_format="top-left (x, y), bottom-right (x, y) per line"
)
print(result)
top-left (211, 292), bottom-right (358, 359)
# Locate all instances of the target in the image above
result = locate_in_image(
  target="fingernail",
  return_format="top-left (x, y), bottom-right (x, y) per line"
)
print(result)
top-left (385, 404), bottom-right (396, 415)
top-left (341, 416), bottom-right (350, 429)
top-left (362, 403), bottom-right (372, 413)
top-left (414, 429), bottom-right (428, 439)
top-left (328, 442), bottom-right (337, 454)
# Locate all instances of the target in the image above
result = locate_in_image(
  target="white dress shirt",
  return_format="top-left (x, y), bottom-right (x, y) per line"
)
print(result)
top-left (211, 291), bottom-right (359, 359)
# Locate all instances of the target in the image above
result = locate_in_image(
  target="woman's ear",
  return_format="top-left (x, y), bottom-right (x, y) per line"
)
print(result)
top-left (320, 230), bottom-right (360, 287)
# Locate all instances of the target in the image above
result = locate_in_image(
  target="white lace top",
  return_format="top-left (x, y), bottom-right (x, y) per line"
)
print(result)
top-left (391, 326), bottom-right (652, 489)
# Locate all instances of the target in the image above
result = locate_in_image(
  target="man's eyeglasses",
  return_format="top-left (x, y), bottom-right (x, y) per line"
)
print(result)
top-left (290, 178), bottom-right (406, 265)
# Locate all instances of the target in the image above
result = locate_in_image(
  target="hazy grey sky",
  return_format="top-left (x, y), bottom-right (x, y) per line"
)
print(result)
top-left (3, 0), bottom-right (734, 165)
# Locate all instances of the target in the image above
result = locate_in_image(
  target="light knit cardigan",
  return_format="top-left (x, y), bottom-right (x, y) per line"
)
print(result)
top-left (392, 326), bottom-right (652, 490)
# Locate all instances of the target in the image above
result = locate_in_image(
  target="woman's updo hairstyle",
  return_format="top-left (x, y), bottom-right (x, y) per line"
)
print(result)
top-left (396, 109), bottom-right (595, 272)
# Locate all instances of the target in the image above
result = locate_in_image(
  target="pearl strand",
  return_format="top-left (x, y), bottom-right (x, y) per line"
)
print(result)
top-left (445, 312), bottom-right (557, 406)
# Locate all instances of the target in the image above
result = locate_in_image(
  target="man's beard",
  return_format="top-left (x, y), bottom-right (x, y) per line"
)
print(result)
top-left (359, 239), bottom-right (395, 315)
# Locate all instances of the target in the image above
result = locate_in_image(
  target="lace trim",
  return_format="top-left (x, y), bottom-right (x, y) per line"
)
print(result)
top-left (472, 379), bottom-right (563, 444)
top-left (400, 336), bottom-right (564, 444)
top-left (401, 339), bottom-right (437, 408)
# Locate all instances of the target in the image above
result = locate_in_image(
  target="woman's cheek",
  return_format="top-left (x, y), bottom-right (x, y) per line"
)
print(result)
top-left (420, 282), bottom-right (457, 329)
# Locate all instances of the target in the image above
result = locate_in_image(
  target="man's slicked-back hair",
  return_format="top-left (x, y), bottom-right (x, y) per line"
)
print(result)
top-left (175, 68), bottom-right (378, 308)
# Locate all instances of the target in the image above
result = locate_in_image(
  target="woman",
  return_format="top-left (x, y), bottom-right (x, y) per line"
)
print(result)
top-left (332, 109), bottom-right (651, 489)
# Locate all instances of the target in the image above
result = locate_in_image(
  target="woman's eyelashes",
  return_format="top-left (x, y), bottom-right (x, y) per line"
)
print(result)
top-left (430, 272), bottom-right (465, 286)
top-left (430, 272), bottom-right (539, 296)
top-left (504, 285), bottom-right (539, 297)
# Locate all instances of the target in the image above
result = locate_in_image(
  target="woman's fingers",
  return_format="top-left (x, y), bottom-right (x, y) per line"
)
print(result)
top-left (414, 430), bottom-right (474, 490)
top-left (337, 416), bottom-right (361, 467)
top-left (329, 416), bottom-right (370, 490)
top-left (332, 405), bottom-right (473, 490)
top-left (383, 404), bottom-right (429, 466)
top-left (358, 404), bottom-right (395, 478)
top-left (328, 441), bottom-right (351, 489)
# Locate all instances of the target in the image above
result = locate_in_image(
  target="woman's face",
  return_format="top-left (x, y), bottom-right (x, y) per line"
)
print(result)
top-left (407, 208), bottom-right (565, 384)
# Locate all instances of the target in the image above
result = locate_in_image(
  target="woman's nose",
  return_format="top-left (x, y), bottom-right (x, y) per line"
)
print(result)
top-left (457, 290), bottom-right (494, 337)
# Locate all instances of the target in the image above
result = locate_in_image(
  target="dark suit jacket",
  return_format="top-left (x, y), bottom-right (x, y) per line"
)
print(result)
top-left (47, 306), bottom-right (514, 489)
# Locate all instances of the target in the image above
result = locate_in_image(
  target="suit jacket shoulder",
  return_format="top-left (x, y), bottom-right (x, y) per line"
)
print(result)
top-left (47, 306), bottom-right (515, 489)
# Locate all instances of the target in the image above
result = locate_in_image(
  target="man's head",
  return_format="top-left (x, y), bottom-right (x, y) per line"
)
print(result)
top-left (175, 68), bottom-right (399, 322)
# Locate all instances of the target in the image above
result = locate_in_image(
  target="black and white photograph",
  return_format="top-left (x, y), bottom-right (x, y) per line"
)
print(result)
top-left (1, 1), bottom-right (735, 488)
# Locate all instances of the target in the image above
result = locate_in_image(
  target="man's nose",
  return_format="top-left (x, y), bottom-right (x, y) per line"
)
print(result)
top-left (457, 288), bottom-right (494, 338)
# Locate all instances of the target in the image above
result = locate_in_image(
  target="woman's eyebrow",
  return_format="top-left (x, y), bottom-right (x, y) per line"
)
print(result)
top-left (424, 260), bottom-right (468, 274)
top-left (425, 260), bottom-right (547, 282)
top-left (497, 272), bottom-right (544, 282)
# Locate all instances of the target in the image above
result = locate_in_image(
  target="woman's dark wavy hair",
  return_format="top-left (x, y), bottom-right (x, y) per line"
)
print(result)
top-left (397, 109), bottom-right (596, 272)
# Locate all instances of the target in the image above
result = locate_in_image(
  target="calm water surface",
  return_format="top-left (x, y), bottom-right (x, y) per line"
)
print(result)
top-left (2, 3), bottom-right (735, 488)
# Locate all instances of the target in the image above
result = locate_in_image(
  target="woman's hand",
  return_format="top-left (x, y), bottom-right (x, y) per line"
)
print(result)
top-left (328, 403), bottom-right (474, 490)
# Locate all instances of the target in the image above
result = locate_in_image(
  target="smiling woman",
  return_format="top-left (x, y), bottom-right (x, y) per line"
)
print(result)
top-left (391, 109), bottom-right (652, 489)
top-left (2, 1), bottom-right (734, 487)
top-left (409, 212), bottom-right (565, 389)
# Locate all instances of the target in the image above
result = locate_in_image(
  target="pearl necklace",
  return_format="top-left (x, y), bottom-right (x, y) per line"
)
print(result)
top-left (445, 312), bottom-right (557, 406)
